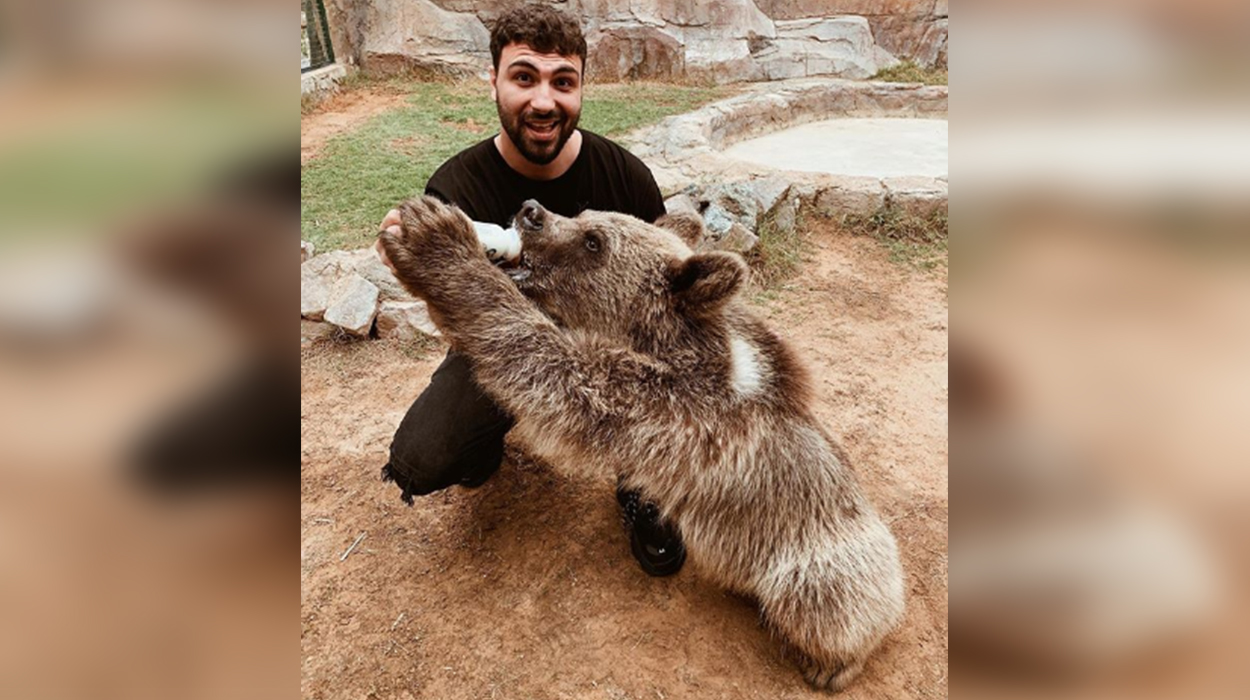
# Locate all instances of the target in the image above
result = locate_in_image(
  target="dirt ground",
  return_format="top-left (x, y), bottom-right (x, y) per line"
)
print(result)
top-left (301, 87), bottom-right (408, 165)
top-left (300, 233), bottom-right (948, 699)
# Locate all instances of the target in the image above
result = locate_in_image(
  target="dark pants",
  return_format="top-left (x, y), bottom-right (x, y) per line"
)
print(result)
top-left (382, 349), bottom-right (686, 575)
top-left (382, 351), bottom-right (514, 504)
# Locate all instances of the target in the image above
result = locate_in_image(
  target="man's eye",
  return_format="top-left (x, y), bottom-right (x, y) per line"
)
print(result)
top-left (515, 73), bottom-right (532, 84)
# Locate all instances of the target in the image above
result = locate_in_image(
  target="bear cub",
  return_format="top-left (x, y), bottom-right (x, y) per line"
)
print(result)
top-left (379, 196), bottom-right (905, 691)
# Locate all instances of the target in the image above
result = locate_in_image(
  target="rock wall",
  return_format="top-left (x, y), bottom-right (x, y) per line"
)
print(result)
top-left (324, 0), bottom-right (946, 83)
top-left (754, 0), bottom-right (946, 68)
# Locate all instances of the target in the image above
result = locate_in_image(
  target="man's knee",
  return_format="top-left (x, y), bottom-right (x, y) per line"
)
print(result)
top-left (382, 350), bottom-right (512, 503)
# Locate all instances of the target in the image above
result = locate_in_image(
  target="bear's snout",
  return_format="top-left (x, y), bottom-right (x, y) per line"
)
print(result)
top-left (517, 199), bottom-right (547, 233)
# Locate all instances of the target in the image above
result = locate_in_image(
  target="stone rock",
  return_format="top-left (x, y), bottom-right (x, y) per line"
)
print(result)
top-left (656, 120), bottom-right (714, 162)
top-left (301, 319), bottom-right (338, 346)
top-left (301, 240), bottom-right (315, 263)
top-left (679, 179), bottom-right (806, 255)
top-left (701, 183), bottom-right (762, 235)
top-left (873, 14), bottom-right (948, 69)
top-left (884, 176), bottom-right (947, 218)
top-left (324, 273), bottom-right (379, 336)
top-left (355, 0), bottom-right (490, 78)
top-left (301, 263), bottom-right (332, 321)
top-left (331, 0), bottom-right (943, 81)
top-left (349, 249), bottom-right (412, 302)
top-left (811, 178), bottom-right (888, 216)
top-left (663, 193), bottom-right (699, 215)
top-left (647, 163), bottom-right (697, 198)
top-left (752, 0), bottom-right (945, 68)
top-left (706, 222), bottom-right (759, 255)
top-left (760, 17), bottom-right (885, 81)
top-left (302, 249), bottom-right (413, 305)
top-left (874, 45), bottom-right (902, 71)
top-left (586, 26), bottom-right (684, 82)
top-left (751, 176), bottom-right (793, 216)
top-left (376, 300), bottom-right (441, 340)
top-left (753, 0), bottom-right (934, 20)
top-left (766, 187), bottom-right (802, 236)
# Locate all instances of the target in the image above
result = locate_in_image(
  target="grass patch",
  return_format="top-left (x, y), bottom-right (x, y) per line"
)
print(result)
top-left (580, 81), bottom-right (736, 137)
top-left (745, 208), bottom-right (808, 291)
top-left (301, 78), bottom-right (738, 253)
top-left (840, 206), bottom-right (948, 270)
top-left (871, 60), bottom-right (947, 86)
top-left (394, 333), bottom-right (445, 362)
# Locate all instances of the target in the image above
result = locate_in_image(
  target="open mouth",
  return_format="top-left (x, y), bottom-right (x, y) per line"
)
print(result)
top-left (502, 253), bottom-right (533, 284)
top-left (525, 119), bottom-right (560, 141)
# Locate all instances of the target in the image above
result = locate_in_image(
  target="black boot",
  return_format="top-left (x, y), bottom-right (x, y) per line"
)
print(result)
top-left (616, 485), bottom-right (686, 577)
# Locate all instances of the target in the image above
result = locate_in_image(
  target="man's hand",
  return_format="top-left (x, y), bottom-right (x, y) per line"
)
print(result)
top-left (374, 208), bottom-right (402, 274)
top-left (376, 196), bottom-right (483, 300)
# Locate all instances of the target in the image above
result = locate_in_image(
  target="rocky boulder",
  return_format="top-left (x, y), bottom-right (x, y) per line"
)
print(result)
top-left (663, 176), bottom-right (801, 255)
top-left (301, 247), bottom-right (442, 340)
top-left (753, 0), bottom-right (948, 68)
top-left (323, 273), bottom-right (379, 337)
top-left (329, 0), bottom-right (928, 83)
top-left (585, 25), bottom-right (685, 82)
top-left (376, 300), bottom-right (441, 340)
top-left (353, 0), bottom-right (491, 78)
top-left (756, 17), bottom-right (895, 81)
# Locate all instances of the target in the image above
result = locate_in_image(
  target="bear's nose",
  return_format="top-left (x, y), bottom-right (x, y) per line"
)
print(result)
top-left (518, 199), bottom-right (546, 231)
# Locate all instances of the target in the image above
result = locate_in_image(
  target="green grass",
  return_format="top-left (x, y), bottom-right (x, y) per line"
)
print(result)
top-left (301, 79), bottom-right (736, 252)
top-left (840, 206), bottom-right (948, 270)
top-left (871, 60), bottom-right (947, 86)
top-left (745, 208), bottom-right (808, 291)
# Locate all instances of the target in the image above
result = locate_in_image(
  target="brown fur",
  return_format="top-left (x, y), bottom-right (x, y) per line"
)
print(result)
top-left (379, 196), bottom-right (905, 692)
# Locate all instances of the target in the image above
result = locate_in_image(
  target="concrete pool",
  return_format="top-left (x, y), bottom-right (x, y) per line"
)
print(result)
top-left (723, 118), bottom-right (947, 179)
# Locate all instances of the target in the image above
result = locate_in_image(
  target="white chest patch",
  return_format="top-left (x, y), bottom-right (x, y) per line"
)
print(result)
top-left (729, 335), bottom-right (767, 396)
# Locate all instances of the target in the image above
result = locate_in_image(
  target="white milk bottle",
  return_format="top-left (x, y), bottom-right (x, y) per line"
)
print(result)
top-left (471, 221), bottom-right (522, 264)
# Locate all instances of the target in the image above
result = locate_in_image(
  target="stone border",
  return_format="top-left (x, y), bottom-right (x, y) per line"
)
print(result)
top-left (302, 63), bottom-right (347, 96)
top-left (627, 78), bottom-right (947, 218)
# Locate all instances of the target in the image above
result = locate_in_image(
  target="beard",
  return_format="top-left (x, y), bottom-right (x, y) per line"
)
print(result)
top-left (497, 101), bottom-right (580, 166)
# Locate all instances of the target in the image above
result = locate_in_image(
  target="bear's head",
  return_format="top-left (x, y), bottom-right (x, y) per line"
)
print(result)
top-left (505, 200), bottom-right (748, 342)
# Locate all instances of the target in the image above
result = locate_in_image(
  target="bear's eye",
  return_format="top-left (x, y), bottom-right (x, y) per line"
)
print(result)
top-left (584, 233), bottom-right (602, 253)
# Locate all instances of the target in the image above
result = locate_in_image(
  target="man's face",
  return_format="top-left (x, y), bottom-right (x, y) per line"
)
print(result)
top-left (490, 43), bottom-right (583, 166)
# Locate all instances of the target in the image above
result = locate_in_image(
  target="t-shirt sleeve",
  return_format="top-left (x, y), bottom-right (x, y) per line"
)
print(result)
top-left (626, 157), bottom-right (666, 223)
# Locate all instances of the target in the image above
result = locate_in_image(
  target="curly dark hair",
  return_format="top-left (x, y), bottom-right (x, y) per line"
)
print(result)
top-left (489, 4), bottom-right (588, 73)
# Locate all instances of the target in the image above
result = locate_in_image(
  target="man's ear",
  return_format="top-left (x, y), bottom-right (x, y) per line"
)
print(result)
top-left (667, 252), bottom-right (748, 314)
top-left (656, 211), bottom-right (706, 250)
top-left (489, 67), bottom-right (498, 101)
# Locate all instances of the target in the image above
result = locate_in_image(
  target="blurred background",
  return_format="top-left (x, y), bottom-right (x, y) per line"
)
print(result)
top-left (953, 0), bottom-right (1249, 698)
top-left (0, 1), bottom-right (292, 698)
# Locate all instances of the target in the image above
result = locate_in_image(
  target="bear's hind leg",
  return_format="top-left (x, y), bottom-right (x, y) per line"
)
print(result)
top-left (800, 654), bottom-right (865, 693)
top-left (760, 581), bottom-right (871, 693)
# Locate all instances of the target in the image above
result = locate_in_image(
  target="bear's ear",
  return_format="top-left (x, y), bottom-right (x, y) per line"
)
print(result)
top-left (667, 252), bottom-right (748, 314)
top-left (656, 211), bottom-right (706, 250)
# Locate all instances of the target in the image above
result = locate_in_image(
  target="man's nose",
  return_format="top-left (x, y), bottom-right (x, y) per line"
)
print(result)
top-left (530, 83), bottom-right (556, 112)
top-left (518, 199), bottom-right (546, 231)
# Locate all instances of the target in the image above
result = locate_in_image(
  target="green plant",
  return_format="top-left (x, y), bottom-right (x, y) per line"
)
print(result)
top-left (745, 207), bottom-right (808, 290)
top-left (840, 206), bottom-right (948, 270)
top-left (871, 60), bottom-right (947, 86)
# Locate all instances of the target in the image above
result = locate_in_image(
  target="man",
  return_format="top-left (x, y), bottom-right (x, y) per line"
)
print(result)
top-left (374, 5), bottom-right (685, 577)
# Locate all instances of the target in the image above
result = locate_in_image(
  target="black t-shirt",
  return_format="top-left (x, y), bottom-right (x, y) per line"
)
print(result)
top-left (424, 129), bottom-right (666, 227)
